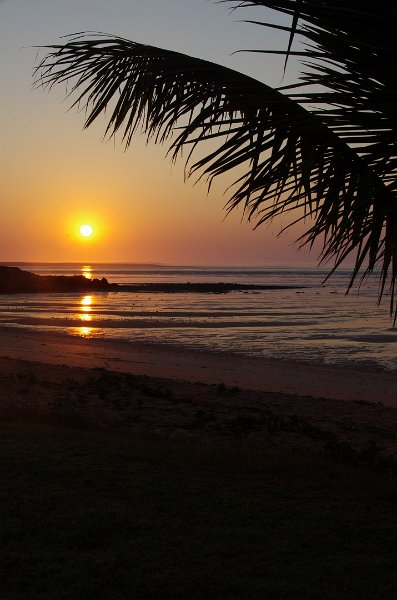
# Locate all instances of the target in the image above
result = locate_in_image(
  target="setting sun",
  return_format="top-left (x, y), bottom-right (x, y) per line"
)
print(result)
top-left (80, 224), bottom-right (94, 237)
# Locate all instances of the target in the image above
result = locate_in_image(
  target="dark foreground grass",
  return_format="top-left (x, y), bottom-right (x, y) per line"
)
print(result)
top-left (0, 423), bottom-right (396, 600)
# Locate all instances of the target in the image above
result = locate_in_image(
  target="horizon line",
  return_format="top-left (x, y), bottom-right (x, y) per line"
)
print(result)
top-left (1, 261), bottom-right (355, 270)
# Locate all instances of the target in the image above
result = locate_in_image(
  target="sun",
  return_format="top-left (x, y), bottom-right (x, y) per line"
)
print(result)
top-left (80, 224), bottom-right (94, 238)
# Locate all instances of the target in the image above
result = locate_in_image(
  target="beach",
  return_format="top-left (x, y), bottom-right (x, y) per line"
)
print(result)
top-left (1, 327), bottom-right (396, 463)
top-left (1, 278), bottom-right (397, 600)
top-left (2, 327), bottom-right (397, 405)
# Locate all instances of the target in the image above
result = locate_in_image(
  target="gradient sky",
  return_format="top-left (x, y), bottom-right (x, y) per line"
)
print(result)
top-left (0, 0), bottom-right (319, 265)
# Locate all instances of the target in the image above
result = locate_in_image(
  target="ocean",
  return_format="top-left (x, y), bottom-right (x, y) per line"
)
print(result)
top-left (0, 263), bottom-right (396, 372)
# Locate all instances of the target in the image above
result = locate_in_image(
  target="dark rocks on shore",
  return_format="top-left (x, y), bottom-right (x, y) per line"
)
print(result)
top-left (0, 266), bottom-right (115, 294)
top-left (0, 265), bottom-right (304, 294)
top-left (119, 282), bottom-right (301, 293)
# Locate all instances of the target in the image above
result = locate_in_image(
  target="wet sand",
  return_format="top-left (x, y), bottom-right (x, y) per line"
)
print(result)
top-left (1, 327), bottom-right (396, 463)
top-left (0, 326), bottom-right (396, 407)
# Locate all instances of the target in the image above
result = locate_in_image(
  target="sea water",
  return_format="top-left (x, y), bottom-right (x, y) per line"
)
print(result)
top-left (0, 263), bottom-right (396, 372)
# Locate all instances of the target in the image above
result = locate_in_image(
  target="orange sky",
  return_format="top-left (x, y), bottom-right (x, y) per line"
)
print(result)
top-left (0, 0), bottom-right (319, 266)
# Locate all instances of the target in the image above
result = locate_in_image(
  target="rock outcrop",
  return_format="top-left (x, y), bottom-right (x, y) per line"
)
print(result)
top-left (0, 266), bottom-right (115, 293)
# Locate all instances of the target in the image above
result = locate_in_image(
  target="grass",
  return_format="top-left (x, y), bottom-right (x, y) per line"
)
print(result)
top-left (0, 421), bottom-right (396, 599)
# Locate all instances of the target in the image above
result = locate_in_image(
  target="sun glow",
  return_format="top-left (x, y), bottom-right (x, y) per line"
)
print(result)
top-left (80, 224), bottom-right (94, 237)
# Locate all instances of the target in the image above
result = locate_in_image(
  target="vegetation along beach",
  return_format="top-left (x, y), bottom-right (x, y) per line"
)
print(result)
top-left (1, 0), bottom-right (396, 598)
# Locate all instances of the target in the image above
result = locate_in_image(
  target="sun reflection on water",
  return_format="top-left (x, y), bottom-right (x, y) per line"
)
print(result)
top-left (81, 266), bottom-right (93, 279)
top-left (81, 295), bottom-right (92, 309)
top-left (78, 295), bottom-right (94, 335)
top-left (78, 326), bottom-right (93, 337)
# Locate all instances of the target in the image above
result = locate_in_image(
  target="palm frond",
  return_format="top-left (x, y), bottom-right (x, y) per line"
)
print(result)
top-left (35, 28), bottom-right (397, 315)
top-left (228, 1), bottom-right (397, 311)
top-left (228, 1), bottom-right (397, 180)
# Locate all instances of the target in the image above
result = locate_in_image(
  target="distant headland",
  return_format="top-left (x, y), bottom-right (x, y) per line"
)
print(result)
top-left (0, 266), bottom-right (304, 294)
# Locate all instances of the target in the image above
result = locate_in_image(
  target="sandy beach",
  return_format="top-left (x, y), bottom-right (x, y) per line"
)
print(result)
top-left (1, 328), bottom-right (397, 599)
top-left (1, 327), bottom-right (396, 406)
top-left (1, 327), bottom-right (396, 463)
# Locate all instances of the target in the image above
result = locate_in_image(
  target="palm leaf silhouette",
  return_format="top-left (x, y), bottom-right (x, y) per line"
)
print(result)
top-left (35, 0), bottom-right (397, 315)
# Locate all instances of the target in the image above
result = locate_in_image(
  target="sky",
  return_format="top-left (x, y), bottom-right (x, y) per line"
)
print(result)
top-left (0, 0), bottom-right (319, 265)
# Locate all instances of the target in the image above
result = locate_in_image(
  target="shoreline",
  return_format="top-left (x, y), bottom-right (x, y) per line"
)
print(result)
top-left (1, 326), bottom-right (397, 407)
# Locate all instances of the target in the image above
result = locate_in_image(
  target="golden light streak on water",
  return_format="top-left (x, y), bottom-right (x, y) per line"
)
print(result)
top-left (77, 326), bottom-right (93, 337)
top-left (81, 295), bottom-right (92, 308)
top-left (81, 266), bottom-right (93, 279)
